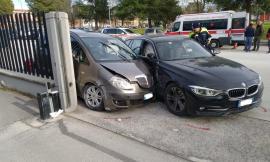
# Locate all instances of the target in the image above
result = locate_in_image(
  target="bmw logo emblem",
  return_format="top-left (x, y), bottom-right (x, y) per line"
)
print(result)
top-left (241, 82), bottom-right (246, 87)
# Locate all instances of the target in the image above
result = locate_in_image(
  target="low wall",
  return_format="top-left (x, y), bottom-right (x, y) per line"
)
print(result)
top-left (0, 70), bottom-right (54, 97)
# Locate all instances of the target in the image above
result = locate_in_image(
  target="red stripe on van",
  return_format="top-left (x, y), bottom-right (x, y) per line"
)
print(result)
top-left (231, 29), bottom-right (245, 33)
top-left (165, 32), bottom-right (180, 35)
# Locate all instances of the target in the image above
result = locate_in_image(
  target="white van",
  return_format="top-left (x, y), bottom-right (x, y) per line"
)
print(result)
top-left (166, 11), bottom-right (249, 48)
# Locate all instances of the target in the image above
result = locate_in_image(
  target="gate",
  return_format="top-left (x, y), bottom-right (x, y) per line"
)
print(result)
top-left (0, 12), bottom-right (77, 112)
top-left (0, 12), bottom-right (53, 79)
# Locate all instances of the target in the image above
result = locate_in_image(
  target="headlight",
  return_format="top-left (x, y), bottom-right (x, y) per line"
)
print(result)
top-left (110, 76), bottom-right (133, 90)
top-left (189, 85), bottom-right (222, 97)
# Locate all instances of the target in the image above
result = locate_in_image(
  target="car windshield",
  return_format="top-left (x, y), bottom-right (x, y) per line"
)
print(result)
top-left (123, 29), bottom-right (134, 34)
top-left (82, 37), bottom-right (137, 61)
top-left (156, 39), bottom-right (212, 61)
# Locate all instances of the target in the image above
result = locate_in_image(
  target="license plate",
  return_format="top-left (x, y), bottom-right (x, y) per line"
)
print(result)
top-left (238, 98), bottom-right (253, 107)
top-left (144, 93), bottom-right (153, 100)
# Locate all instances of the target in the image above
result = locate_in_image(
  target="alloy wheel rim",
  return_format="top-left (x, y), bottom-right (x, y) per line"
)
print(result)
top-left (211, 42), bottom-right (217, 48)
top-left (86, 86), bottom-right (103, 107)
top-left (166, 87), bottom-right (186, 112)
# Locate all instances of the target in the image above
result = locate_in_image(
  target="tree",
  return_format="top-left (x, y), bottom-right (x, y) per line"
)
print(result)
top-left (208, 0), bottom-right (270, 22)
top-left (73, 0), bottom-right (93, 20)
top-left (114, 0), bottom-right (140, 26)
top-left (87, 0), bottom-right (109, 30)
top-left (153, 0), bottom-right (182, 27)
top-left (114, 0), bottom-right (181, 28)
top-left (184, 2), bottom-right (204, 14)
top-left (0, 0), bottom-right (14, 15)
top-left (194, 0), bottom-right (207, 13)
top-left (26, 0), bottom-right (71, 13)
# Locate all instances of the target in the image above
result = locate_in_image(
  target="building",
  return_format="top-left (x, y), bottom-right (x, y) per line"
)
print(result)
top-left (260, 13), bottom-right (270, 21)
top-left (13, 9), bottom-right (29, 14)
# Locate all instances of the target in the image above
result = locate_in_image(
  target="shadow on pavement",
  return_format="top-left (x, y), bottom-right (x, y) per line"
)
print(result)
top-left (58, 119), bottom-right (136, 162)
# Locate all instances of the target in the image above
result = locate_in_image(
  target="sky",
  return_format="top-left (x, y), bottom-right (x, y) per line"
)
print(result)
top-left (13, 0), bottom-right (28, 10)
top-left (11, 0), bottom-right (188, 10)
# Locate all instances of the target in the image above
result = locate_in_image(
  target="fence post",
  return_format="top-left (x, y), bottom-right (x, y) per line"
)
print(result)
top-left (45, 12), bottom-right (77, 112)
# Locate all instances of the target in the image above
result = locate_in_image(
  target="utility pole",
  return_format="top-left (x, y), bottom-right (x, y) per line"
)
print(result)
top-left (108, 0), bottom-right (112, 27)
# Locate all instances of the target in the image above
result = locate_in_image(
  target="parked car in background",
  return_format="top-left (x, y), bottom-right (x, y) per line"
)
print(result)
top-left (101, 28), bottom-right (140, 40)
top-left (126, 35), bottom-right (263, 116)
top-left (70, 29), bottom-right (153, 111)
top-left (77, 27), bottom-right (94, 32)
top-left (144, 28), bottom-right (164, 35)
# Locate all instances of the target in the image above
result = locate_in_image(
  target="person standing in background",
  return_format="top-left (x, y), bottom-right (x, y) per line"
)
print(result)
top-left (267, 28), bottom-right (270, 54)
top-left (252, 21), bottom-right (263, 51)
top-left (244, 23), bottom-right (255, 52)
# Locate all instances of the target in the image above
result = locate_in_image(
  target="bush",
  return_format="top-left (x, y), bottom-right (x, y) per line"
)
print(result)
top-left (131, 28), bottom-right (145, 35)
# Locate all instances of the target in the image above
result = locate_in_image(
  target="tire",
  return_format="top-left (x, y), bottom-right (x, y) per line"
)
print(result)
top-left (210, 39), bottom-right (220, 49)
top-left (83, 84), bottom-right (105, 111)
top-left (164, 83), bottom-right (187, 116)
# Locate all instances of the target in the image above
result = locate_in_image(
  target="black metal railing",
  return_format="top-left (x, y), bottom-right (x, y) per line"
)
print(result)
top-left (0, 12), bottom-right (53, 79)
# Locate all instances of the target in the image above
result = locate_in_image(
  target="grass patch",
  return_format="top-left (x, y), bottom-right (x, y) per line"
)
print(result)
top-left (131, 28), bottom-right (145, 35)
top-left (263, 21), bottom-right (270, 40)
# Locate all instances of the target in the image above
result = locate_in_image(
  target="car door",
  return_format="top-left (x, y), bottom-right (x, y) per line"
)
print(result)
top-left (140, 40), bottom-right (172, 95)
top-left (139, 40), bottom-right (161, 89)
top-left (128, 39), bottom-right (143, 55)
top-left (71, 37), bottom-right (90, 93)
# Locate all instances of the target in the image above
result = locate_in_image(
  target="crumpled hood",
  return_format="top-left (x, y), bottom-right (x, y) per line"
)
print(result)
top-left (163, 56), bottom-right (259, 88)
top-left (100, 60), bottom-right (150, 82)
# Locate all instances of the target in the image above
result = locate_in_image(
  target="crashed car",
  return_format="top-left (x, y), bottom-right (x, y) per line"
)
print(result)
top-left (70, 30), bottom-right (153, 111)
top-left (126, 35), bottom-right (264, 116)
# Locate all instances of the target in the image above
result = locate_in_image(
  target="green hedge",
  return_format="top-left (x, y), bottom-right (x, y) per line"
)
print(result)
top-left (263, 21), bottom-right (270, 39)
top-left (131, 28), bottom-right (145, 35)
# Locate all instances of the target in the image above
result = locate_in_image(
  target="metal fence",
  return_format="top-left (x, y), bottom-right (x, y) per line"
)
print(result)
top-left (0, 12), bottom-right (53, 79)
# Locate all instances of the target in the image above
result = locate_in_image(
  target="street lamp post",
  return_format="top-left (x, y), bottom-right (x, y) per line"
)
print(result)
top-left (108, 0), bottom-right (112, 27)
top-left (109, 6), bottom-right (111, 27)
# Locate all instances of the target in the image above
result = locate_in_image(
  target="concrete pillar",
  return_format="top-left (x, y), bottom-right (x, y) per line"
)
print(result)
top-left (45, 12), bottom-right (77, 112)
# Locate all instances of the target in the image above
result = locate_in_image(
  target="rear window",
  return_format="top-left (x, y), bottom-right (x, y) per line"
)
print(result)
top-left (232, 18), bottom-right (245, 29)
top-left (183, 21), bottom-right (193, 31)
top-left (145, 29), bottom-right (154, 33)
top-left (183, 19), bottom-right (228, 31)
top-left (172, 22), bottom-right (181, 32)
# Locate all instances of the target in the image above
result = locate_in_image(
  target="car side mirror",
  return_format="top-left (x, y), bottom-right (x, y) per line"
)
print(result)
top-left (79, 54), bottom-right (84, 63)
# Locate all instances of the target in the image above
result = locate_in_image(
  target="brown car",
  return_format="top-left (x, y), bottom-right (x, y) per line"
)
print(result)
top-left (70, 30), bottom-right (154, 111)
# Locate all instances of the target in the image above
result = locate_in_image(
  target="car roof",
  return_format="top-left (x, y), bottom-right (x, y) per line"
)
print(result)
top-left (70, 29), bottom-right (111, 38)
top-left (127, 34), bottom-right (186, 43)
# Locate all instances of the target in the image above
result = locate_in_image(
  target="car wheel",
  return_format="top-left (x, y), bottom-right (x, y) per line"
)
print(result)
top-left (210, 39), bottom-right (219, 49)
top-left (83, 84), bottom-right (105, 111)
top-left (165, 83), bottom-right (187, 116)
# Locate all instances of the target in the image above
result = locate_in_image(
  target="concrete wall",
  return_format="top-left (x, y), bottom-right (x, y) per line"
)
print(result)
top-left (0, 70), bottom-right (54, 97)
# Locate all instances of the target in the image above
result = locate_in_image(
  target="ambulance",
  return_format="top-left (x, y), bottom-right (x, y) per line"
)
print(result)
top-left (166, 11), bottom-right (249, 48)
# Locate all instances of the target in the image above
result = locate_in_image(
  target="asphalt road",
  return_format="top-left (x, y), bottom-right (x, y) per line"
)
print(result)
top-left (71, 45), bottom-right (270, 162)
